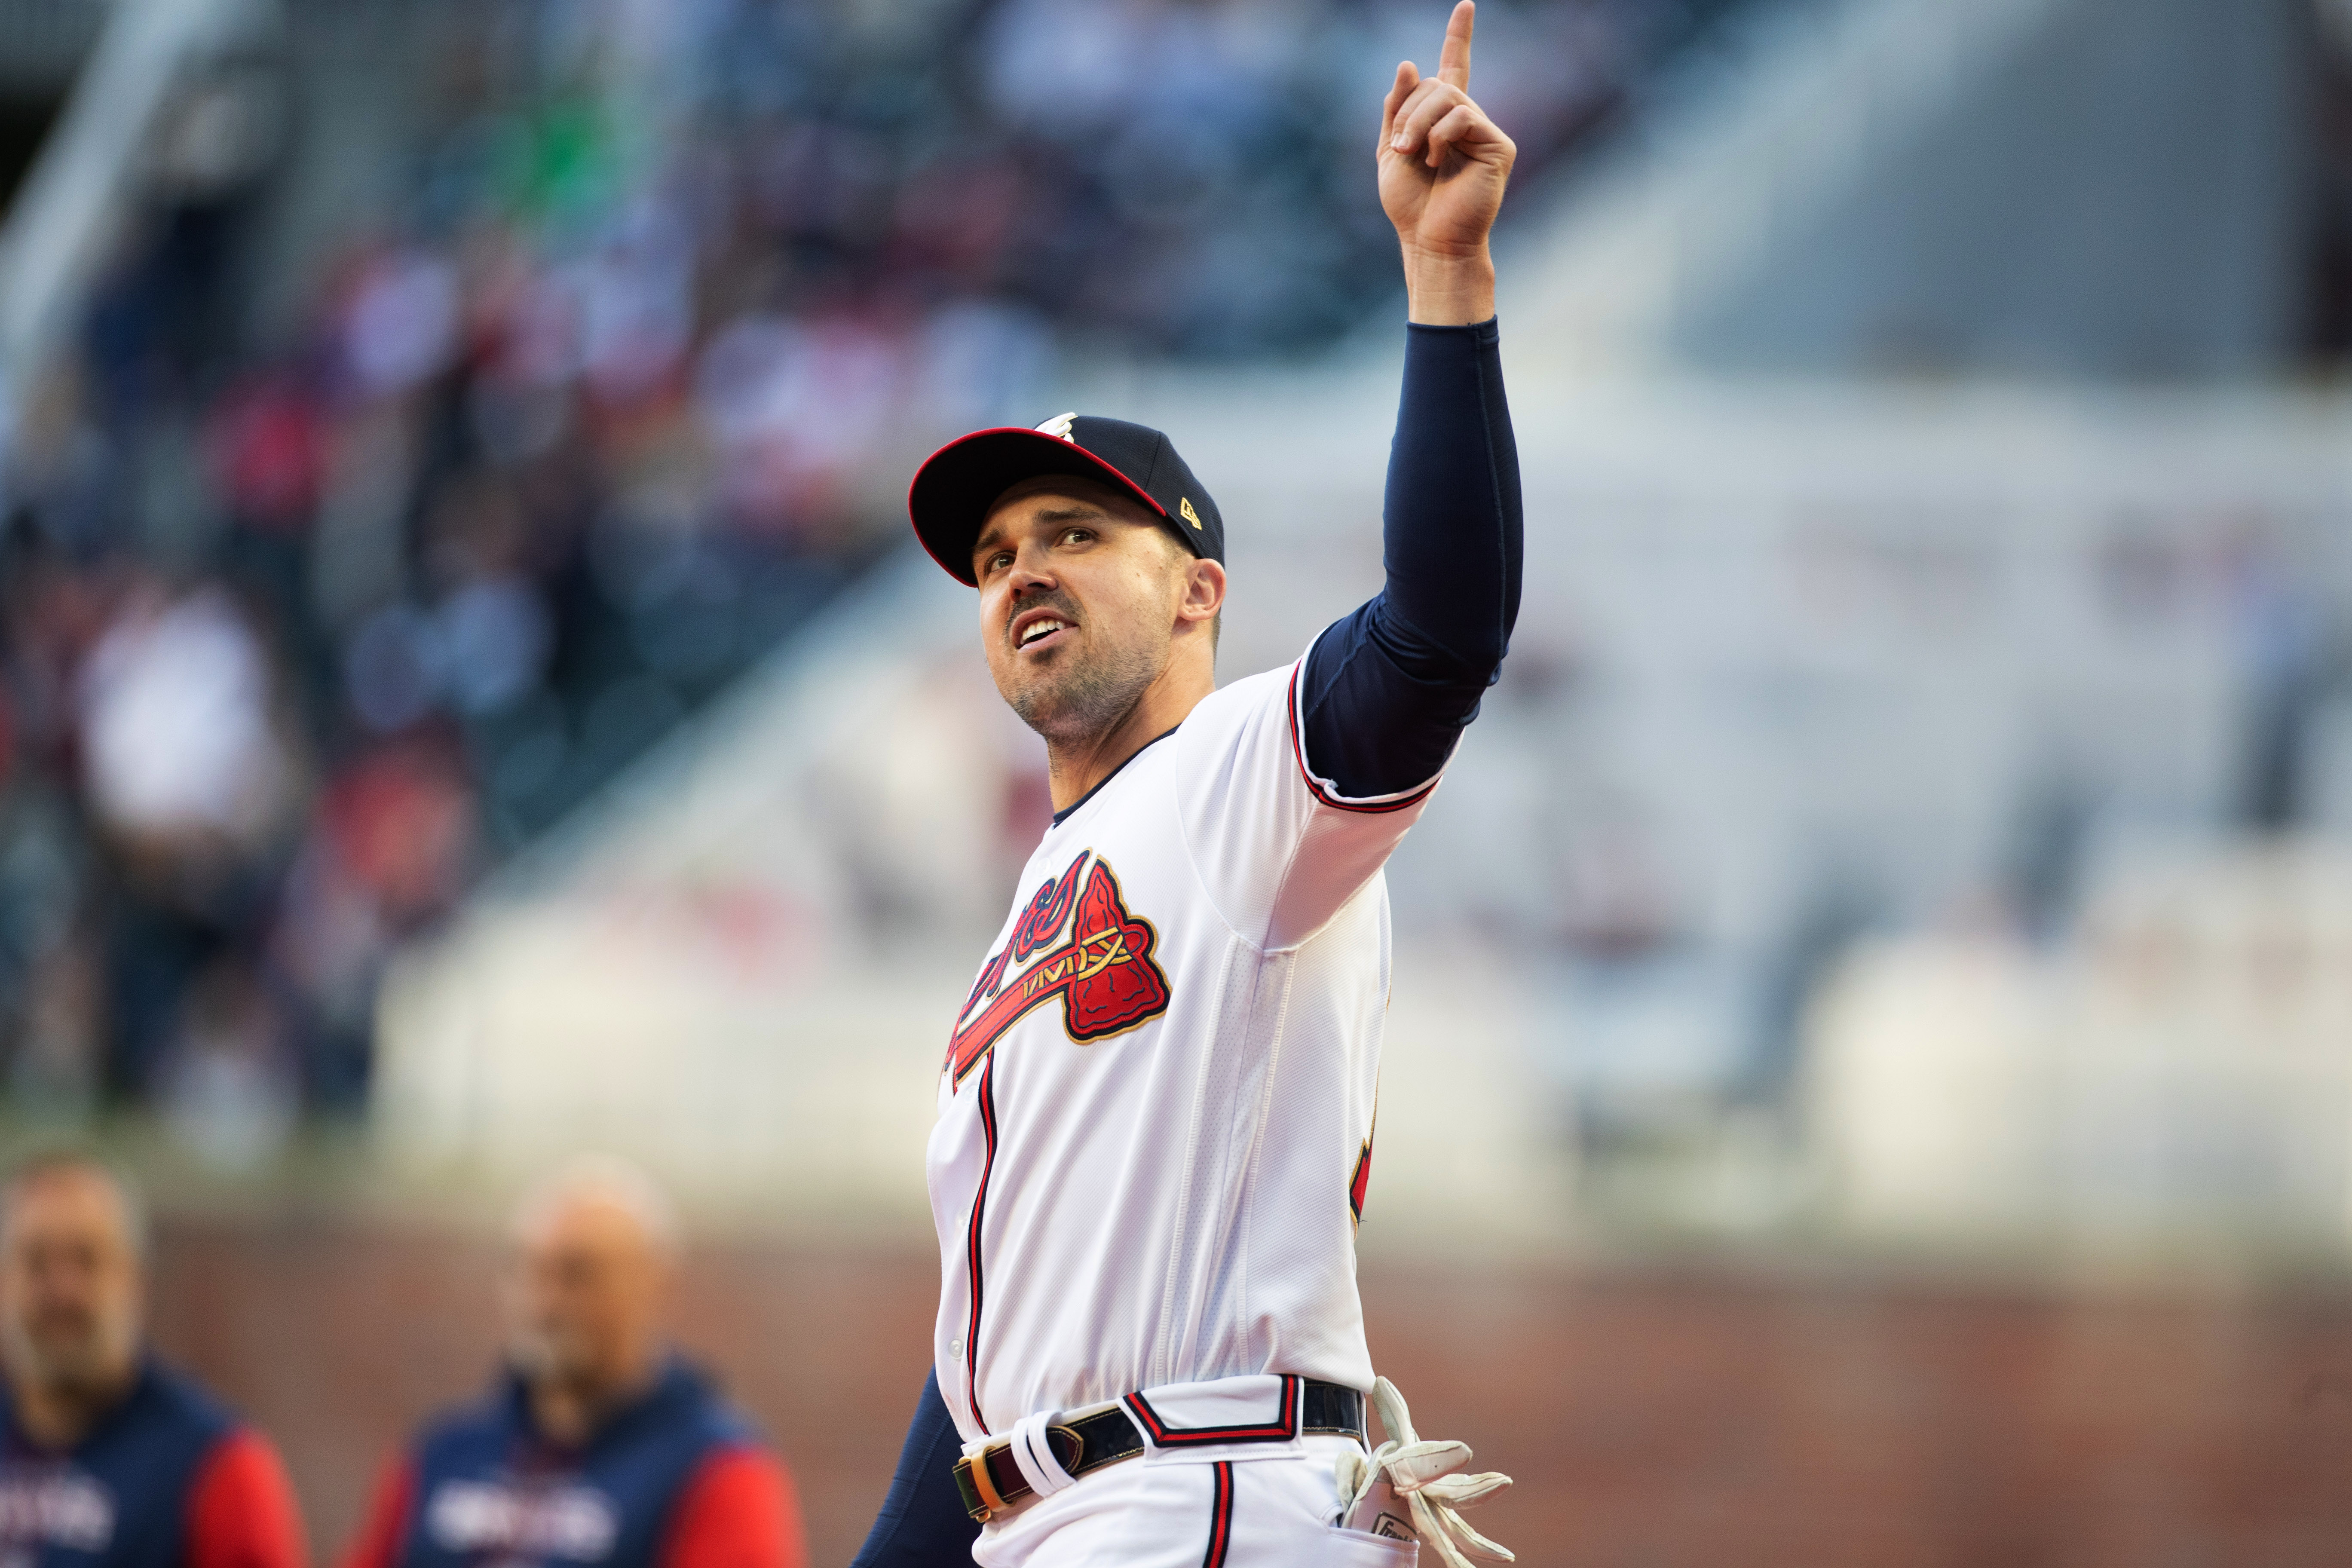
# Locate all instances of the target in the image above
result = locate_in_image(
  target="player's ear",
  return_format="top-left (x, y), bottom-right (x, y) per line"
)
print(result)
top-left (1180, 557), bottom-right (1226, 625)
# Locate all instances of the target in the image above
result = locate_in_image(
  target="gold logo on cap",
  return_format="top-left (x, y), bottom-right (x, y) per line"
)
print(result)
top-left (1179, 497), bottom-right (1202, 529)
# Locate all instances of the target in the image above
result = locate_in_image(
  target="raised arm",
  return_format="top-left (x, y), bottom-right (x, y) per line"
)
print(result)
top-left (1299, 1), bottom-right (1522, 800)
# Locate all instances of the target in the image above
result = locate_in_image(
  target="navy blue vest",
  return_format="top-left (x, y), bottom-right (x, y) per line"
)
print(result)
top-left (395, 1361), bottom-right (750, 1568)
top-left (0, 1360), bottom-right (235, 1568)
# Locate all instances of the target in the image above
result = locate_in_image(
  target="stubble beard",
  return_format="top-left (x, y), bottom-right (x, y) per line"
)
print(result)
top-left (1009, 634), bottom-right (1163, 749)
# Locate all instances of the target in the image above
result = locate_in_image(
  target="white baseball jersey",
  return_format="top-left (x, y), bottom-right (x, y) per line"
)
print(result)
top-left (927, 646), bottom-right (1442, 1442)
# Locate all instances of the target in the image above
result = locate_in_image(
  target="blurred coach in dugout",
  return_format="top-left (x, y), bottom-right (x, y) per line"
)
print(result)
top-left (0, 1152), bottom-right (307, 1568)
top-left (341, 1160), bottom-right (806, 1568)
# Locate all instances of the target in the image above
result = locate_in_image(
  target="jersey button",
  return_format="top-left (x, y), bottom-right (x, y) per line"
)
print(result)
top-left (950, 1338), bottom-right (964, 1356)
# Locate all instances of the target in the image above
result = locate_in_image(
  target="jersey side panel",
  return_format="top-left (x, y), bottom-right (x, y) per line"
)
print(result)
top-left (1243, 884), bottom-right (1388, 1385)
top-left (1146, 935), bottom-right (1295, 1391)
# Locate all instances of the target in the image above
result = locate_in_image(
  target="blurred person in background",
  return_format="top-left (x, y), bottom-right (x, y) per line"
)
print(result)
top-left (74, 574), bottom-right (308, 1132)
top-left (0, 1152), bottom-right (308, 1568)
top-left (340, 1158), bottom-right (804, 1568)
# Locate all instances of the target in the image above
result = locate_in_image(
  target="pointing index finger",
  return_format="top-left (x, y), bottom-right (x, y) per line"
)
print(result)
top-left (1436, 0), bottom-right (1474, 90)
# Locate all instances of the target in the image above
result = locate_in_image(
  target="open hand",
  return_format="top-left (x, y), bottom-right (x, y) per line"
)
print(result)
top-left (1379, 0), bottom-right (1516, 287)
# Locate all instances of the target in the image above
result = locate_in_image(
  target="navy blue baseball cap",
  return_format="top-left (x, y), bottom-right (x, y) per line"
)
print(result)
top-left (908, 413), bottom-right (1225, 586)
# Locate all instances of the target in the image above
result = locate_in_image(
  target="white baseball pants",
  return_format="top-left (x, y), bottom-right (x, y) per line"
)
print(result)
top-left (970, 1434), bottom-right (1417, 1568)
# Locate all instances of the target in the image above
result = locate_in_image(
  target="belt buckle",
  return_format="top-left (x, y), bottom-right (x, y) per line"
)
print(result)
top-left (951, 1421), bottom-right (1090, 1523)
top-left (953, 1445), bottom-right (1010, 1523)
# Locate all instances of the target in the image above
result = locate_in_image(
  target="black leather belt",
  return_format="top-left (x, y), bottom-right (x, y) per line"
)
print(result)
top-left (952, 1378), bottom-right (1366, 1522)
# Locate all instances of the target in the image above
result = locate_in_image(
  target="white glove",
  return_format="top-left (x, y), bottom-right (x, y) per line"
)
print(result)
top-left (1332, 1376), bottom-right (1513, 1567)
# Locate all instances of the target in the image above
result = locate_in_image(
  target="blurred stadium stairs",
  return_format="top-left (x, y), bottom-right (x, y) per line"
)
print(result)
top-left (0, 0), bottom-right (279, 401)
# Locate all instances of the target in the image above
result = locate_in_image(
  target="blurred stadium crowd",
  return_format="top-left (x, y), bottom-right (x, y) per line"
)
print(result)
top-left (0, 0), bottom-right (1744, 1149)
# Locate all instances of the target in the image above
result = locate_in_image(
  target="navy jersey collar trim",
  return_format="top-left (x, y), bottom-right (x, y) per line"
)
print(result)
top-left (1050, 726), bottom-right (1181, 827)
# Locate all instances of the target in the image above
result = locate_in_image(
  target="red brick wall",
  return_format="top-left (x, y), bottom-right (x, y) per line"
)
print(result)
top-left (141, 1222), bottom-right (2352, 1567)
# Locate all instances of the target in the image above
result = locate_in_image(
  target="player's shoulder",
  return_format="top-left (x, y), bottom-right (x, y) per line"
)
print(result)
top-left (1207, 662), bottom-right (1298, 710)
top-left (677, 1440), bottom-right (796, 1522)
top-left (130, 1358), bottom-right (239, 1443)
top-left (1160, 660), bottom-right (1308, 799)
top-left (1176, 661), bottom-right (1299, 746)
top-left (662, 1358), bottom-right (766, 1448)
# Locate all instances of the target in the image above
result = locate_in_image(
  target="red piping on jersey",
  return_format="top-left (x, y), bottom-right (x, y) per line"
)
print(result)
top-left (1124, 1375), bottom-right (1302, 1447)
top-left (1349, 1122), bottom-right (1376, 1227)
top-left (1199, 1462), bottom-right (1235, 1568)
top-left (964, 1056), bottom-right (1000, 1435)
top-left (1285, 665), bottom-right (1440, 814)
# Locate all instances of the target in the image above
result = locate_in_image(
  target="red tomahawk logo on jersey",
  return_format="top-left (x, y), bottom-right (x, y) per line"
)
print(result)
top-left (947, 852), bottom-right (1170, 1085)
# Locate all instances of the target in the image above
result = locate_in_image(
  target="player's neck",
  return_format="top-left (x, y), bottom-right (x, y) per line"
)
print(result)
top-left (527, 1352), bottom-right (660, 1449)
top-left (1044, 660), bottom-right (1213, 812)
top-left (8, 1362), bottom-right (137, 1451)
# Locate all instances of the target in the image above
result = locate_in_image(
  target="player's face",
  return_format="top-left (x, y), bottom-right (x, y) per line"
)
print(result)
top-left (0, 1172), bottom-right (142, 1396)
top-left (502, 1194), bottom-right (668, 1396)
top-left (973, 478), bottom-right (1196, 742)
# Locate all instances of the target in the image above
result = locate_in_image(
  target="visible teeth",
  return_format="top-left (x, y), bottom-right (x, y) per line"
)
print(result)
top-left (1020, 620), bottom-right (1067, 646)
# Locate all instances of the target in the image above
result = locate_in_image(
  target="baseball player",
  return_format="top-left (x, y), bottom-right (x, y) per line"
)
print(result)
top-left (853, 5), bottom-right (1520, 1564)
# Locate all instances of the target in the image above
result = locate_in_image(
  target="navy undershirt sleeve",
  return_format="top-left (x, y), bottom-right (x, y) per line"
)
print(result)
top-left (849, 1369), bottom-right (980, 1568)
top-left (1298, 318), bottom-right (1523, 798)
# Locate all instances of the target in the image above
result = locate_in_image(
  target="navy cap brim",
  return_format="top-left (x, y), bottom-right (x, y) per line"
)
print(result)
top-left (908, 427), bottom-right (1172, 586)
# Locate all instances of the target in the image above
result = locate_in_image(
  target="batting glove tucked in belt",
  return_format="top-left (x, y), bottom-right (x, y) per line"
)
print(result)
top-left (1332, 1376), bottom-right (1513, 1567)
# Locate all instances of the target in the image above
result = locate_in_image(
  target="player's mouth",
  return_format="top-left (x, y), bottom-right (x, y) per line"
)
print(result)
top-left (1011, 608), bottom-right (1077, 655)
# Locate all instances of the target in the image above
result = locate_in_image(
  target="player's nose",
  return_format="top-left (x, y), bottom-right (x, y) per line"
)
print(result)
top-left (1005, 556), bottom-right (1060, 600)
